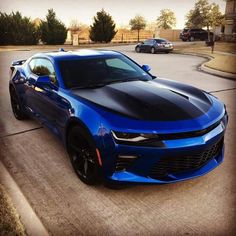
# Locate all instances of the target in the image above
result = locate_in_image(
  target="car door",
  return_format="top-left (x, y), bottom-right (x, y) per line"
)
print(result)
top-left (146, 39), bottom-right (154, 52)
top-left (141, 39), bottom-right (152, 52)
top-left (201, 30), bottom-right (208, 40)
top-left (25, 58), bottom-right (70, 136)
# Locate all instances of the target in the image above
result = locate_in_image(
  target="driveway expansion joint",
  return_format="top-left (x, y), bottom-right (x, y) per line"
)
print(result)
top-left (209, 88), bottom-right (236, 94)
top-left (0, 127), bottom-right (43, 139)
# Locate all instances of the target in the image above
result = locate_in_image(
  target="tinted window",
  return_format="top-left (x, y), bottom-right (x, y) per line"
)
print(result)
top-left (30, 58), bottom-right (57, 85)
top-left (144, 39), bottom-right (153, 45)
top-left (106, 58), bottom-right (136, 71)
top-left (59, 55), bottom-right (152, 89)
top-left (155, 39), bottom-right (167, 43)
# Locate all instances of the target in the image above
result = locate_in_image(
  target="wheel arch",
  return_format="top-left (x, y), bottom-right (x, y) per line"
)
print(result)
top-left (9, 82), bottom-right (14, 91)
top-left (64, 117), bottom-right (94, 150)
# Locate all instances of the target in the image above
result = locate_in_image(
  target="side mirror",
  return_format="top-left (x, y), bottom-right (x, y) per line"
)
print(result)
top-left (142, 64), bottom-right (151, 72)
top-left (36, 75), bottom-right (51, 85)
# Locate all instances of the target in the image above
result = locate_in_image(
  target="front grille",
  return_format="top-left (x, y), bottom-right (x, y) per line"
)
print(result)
top-left (149, 139), bottom-right (223, 180)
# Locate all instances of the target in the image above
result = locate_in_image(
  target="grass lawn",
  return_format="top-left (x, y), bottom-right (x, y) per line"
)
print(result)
top-left (0, 184), bottom-right (26, 236)
top-left (174, 42), bottom-right (236, 74)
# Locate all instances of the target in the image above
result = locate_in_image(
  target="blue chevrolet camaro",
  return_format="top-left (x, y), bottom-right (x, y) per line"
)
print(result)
top-left (9, 49), bottom-right (228, 185)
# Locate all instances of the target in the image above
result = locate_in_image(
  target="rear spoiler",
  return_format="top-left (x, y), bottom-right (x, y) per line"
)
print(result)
top-left (11, 59), bottom-right (26, 66)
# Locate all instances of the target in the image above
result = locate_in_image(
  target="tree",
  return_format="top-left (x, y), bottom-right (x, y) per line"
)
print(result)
top-left (39, 9), bottom-right (67, 45)
top-left (185, 0), bottom-right (224, 30)
top-left (209, 3), bottom-right (224, 27)
top-left (0, 11), bottom-right (39, 45)
top-left (69, 20), bottom-right (88, 43)
top-left (129, 15), bottom-right (146, 42)
top-left (156, 9), bottom-right (176, 29)
top-left (69, 19), bottom-right (81, 32)
top-left (89, 9), bottom-right (117, 43)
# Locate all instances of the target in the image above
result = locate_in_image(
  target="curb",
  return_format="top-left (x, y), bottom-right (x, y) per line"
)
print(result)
top-left (0, 161), bottom-right (49, 236)
top-left (173, 51), bottom-right (236, 80)
top-left (200, 63), bottom-right (236, 80)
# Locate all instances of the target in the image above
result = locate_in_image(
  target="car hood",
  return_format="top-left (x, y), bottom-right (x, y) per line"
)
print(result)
top-left (71, 78), bottom-right (212, 121)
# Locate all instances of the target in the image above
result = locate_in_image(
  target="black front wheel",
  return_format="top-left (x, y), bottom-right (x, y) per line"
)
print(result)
top-left (189, 36), bottom-right (195, 41)
top-left (67, 126), bottom-right (101, 185)
top-left (10, 87), bottom-right (28, 120)
top-left (150, 47), bottom-right (155, 54)
top-left (135, 46), bottom-right (141, 53)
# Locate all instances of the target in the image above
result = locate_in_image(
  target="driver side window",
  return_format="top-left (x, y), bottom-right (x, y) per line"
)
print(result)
top-left (30, 58), bottom-right (58, 85)
top-left (144, 39), bottom-right (153, 45)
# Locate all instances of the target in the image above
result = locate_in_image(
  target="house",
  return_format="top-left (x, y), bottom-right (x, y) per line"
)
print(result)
top-left (225, 0), bottom-right (236, 40)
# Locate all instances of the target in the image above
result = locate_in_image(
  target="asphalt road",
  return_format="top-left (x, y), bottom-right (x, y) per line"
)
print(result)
top-left (0, 45), bottom-right (236, 235)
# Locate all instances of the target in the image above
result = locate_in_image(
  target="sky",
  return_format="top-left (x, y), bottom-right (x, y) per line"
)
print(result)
top-left (0, 0), bottom-right (226, 29)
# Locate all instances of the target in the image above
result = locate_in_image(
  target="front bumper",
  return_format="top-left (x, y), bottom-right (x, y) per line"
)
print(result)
top-left (104, 121), bottom-right (225, 184)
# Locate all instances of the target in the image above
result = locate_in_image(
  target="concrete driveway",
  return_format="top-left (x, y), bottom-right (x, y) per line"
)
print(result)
top-left (0, 45), bottom-right (235, 235)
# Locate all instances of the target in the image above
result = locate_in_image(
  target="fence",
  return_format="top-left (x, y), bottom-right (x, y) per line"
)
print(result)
top-left (66, 29), bottom-right (182, 44)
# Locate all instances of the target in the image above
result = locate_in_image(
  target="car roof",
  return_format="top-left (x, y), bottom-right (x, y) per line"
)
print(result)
top-left (145, 38), bottom-right (168, 41)
top-left (32, 49), bottom-right (121, 61)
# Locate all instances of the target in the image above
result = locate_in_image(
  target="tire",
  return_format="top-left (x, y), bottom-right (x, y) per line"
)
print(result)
top-left (150, 47), bottom-right (155, 54)
top-left (165, 51), bottom-right (170, 54)
top-left (190, 36), bottom-right (195, 42)
top-left (135, 46), bottom-right (141, 53)
top-left (10, 87), bottom-right (28, 120)
top-left (67, 125), bottom-right (101, 185)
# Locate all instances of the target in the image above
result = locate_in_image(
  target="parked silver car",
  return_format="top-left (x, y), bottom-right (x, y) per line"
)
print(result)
top-left (135, 38), bottom-right (174, 54)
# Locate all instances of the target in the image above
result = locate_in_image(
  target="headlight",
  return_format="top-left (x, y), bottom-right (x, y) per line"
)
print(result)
top-left (111, 131), bottom-right (159, 142)
top-left (111, 131), bottom-right (165, 147)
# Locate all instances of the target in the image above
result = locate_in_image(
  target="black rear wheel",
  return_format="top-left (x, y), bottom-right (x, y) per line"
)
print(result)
top-left (10, 87), bottom-right (28, 120)
top-left (67, 126), bottom-right (101, 185)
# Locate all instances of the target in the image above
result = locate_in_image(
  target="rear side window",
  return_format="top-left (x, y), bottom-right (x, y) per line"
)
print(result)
top-left (155, 39), bottom-right (167, 43)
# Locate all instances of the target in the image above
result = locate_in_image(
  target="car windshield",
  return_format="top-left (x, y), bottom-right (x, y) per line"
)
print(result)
top-left (59, 55), bottom-right (152, 89)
